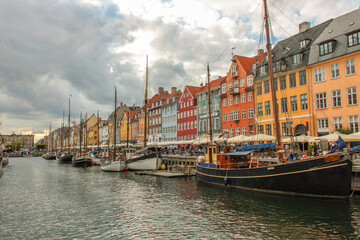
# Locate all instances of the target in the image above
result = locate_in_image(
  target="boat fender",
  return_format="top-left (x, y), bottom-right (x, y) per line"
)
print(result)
top-left (224, 177), bottom-right (228, 186)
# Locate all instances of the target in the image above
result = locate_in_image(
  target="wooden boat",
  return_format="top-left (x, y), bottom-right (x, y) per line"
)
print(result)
top-left (58, 153), bottom-right (73, 164)
top-left (72, 113), bottom-right (92, 167)
top-left (59, 97), bottom-right (73, 164)
top-left (196, 0), bottom-right (353, 199)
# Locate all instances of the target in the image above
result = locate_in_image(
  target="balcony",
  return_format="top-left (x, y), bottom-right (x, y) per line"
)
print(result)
top-left (230, 87), bottom-right (240, 95)
top-left (245, 86), bottom-right (254, 92)
top-left (220, 92), bottom-right (227, 98)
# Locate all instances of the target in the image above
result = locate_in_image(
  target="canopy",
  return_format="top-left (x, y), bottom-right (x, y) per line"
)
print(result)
top-left (192, 135), bottom-right (226, 145)
top-left (348, 132), bottom-right (360, 141)
top-left (236, 143), bottom-right (276, 152)
top-left (228, 135), bottom-right (249, 143)
top-left (311, 131), bottom-right (352, 142)
top-left (282, 134), bottom-right (316, 143)
top-left (223, 150), bottom-right (252, 156)
top-left (244, 134), bottom-right (276, 142)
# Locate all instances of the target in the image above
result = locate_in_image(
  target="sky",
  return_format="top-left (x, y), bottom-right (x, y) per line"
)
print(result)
top-left (0, 0), bottom-right (358, 141)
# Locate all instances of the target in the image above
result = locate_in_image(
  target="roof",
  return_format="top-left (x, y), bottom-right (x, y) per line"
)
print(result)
top-left (309, 9), bottom-right (360, 64)
top-left (185, 85), bottom-right (201, 99)
top-left (128, 110), bottom-right (137, 119)
top-left (234, 55), bottom-right (256, 73)
top-left (197, 76), bottom-right (226, 94)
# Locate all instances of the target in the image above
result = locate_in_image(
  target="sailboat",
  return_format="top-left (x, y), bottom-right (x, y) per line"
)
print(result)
top-left (101, 87), bottom-right (126, 172)
top-left (44, 122), bottom-right (56, 160)
top-left (58, 97), bottom-right (73, 164)
top-left (195, 0), bottom-right (352, 199)
top-left (72, 113), bottom-right (93, 167)
top-left (125, 56), bottom-right (162, 171)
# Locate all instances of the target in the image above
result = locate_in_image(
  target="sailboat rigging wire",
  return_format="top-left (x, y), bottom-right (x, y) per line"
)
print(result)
top-left (210, 0), bottom-right (262, 65)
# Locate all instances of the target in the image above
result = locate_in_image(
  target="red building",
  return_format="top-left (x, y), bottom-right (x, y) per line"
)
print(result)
top-left (177, 85), bottom-right (201, 141)
top-left (221, 52), bottom-right (266, 137)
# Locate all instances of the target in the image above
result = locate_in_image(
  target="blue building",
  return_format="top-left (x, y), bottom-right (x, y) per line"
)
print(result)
top-left (161, 90), bottom-right (182, 143)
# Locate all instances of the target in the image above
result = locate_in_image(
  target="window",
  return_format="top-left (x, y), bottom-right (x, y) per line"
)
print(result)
top-left (290, 96), bottom-right (298, 112)
top-left (257, 83), bottom-right (262, 96)
top-left (241, 110), bottom-right (247, 119)
top-left (264, 80), bottom-right (270, 94)
top-left (314, 67), bottom-right (326, 83)
top-left (300, 94), bottom-right (308, 110)
top-left (228, 82), bottom-right (233, 91)
top-left (281, 98), bottom-right (288, 113)
top-left (293, 53), bottom-right (302, 64)
top-left (248, 92), bottom-right (253, 101)
top-left (345, 59), bottom-right (356, 75)
top-left (347, 87), bottom-right (357, 105)
top-left (241, 94), bottom-right (246, 103)
top-left (214, 118), bottom-right (220, 130)
top-left (258, 125), bottom-right (264, 134)
top-left (247, 75), bottom-right (253, 86)
top-left (234, 80), bottom-right (239, 88)
top-left (332, 90), bottom-right (342, 108)
top-left (331, 63), bottom-right (340, 79)
top-left (348, 31), bottom-right (360, 47)
top-left (257, 103), bottom-right (263, 117)
top-left (265, 101), bottom-right (271, 115)
top-left (316, 92), bottom-right (327, 109)
top-left (248, 109), bottom-right (254, 118)
top-left (274, 78), bottom-right (278, 91)
top-left (349, 115), bottom-right (359, 132)
top-left (282, 122), bottom-right (291, 136)
top-left (240, 78), bottom-right (245, 87)
top-left (234, 95), bottom-right (239, 104)
top-left (317, 118), bottom-right (329, 132)
top-left (280, 76), bottom-right (286, 90)
top-left (222, 98), bottom-right (227, 107)
top-left (266, 124), bottom-right (272, 135)
top-left (300, 40), bottom-right (307, 48)
top-left (202, 120), bottom-right (207, 132)
top-left (223, 113), bottom-right (227, 122)
top-left (229, 128), bottom-right (234, 138)
top-left (260, 66), bottom-right (266, 75)
top-left (289, 73), bottom-right (296, 88)
top-left (333, 117), bottom-right (343, 130)
top-left (229, 112), bottom-right (234, 121)
top-left (319, 41), bottom-right (334, 56)
top-left (233, 110), bottom-right (239, 121)
top-left (242, 127), bottom-right (247, 136)
top-left (221, 83), bottom-right (226, 93)
top-left (236, 128), bottom-right (241, 136)
top-left (229, 97), bottom-right (233, 106)
top-left (231, 65), bottom-right (238, 77)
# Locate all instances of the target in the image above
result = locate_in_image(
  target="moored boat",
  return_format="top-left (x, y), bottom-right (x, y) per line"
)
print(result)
top-left (58, 153), bottom-right (73, 164)
top-left (101, 159), bottom-right (126, 171)
top-left (125, 147), bottom-right (161, 171)
top-left (72, 155), bottom-right (93, 167)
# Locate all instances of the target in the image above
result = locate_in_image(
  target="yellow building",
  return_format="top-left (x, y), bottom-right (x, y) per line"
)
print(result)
top-left (254, 21), bottom-right (331, 138)
top-left (120, 111), bottom-right (136, 143)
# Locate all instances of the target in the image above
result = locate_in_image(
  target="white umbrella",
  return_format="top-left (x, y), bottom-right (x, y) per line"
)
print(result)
top-left (348, 132), bottom-right (360, 141)
top-left (228, 135), bottom-right (249, 143)
top-left (282, 134), bottom-right (316, 143)
top-left (317, 131), bottom-right (352, 142)
top-left (244, 134), bottom-right (276, 142)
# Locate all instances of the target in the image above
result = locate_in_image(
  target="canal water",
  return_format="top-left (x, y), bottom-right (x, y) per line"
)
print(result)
top-left (1, 157), bottom-right (359, 239)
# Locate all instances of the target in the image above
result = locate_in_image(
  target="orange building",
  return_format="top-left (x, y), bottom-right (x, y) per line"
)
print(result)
top-left (309, 9), bottom-right (360, 135)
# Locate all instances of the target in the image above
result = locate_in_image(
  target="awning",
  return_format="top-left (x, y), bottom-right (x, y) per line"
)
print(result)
top-left (222, 151), bottom-right (252, 156)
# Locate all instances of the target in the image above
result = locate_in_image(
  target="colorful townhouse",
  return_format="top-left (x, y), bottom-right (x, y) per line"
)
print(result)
top-left (177, 85), bottom-right (201, 141)
top-left (161, 89), bottom-right (182, 143)
top-left (221, 55), bottom-right (259, 138)
top-left (98, 120), bottom-right (108, 145)
top-left (308, 9), bottom-right (360, 135)
top-left (148, 88), bottom-right (168, 145)
top-left (131, 110), bottom-right (139, 143)
top-left (120, 110), bottom-right (137, 143)
top-left (254, 20), bottom-right (331, 138)
top-left (196, 77), bottom-right (225, 137)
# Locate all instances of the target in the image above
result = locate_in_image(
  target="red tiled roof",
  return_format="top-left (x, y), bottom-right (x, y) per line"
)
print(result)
top-left (128, 110), bottom-right (137, 119)
top-left (198, 76), bottom-right (226, 93)
top-left (234, 55), bottom-right (256, 73)
top-left (186, 85), bottom-right (201, 99)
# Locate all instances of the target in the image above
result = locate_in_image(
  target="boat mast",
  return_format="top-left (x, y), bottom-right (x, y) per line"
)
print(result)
top-left (68, 97), bottom-right (71, 153)
top-left (144, 55), bottom-right (148, 148)
top-left (126, 112), bottom-right (130, 148)
top-left (79, 112), bottom-right (82, 155)
top-left (61, 111), bottom-right (64, 151)
top-left (97, 110), bottom-right (100, 149)
top-left (207, 63), bottom-right (213, 163)
top-left (114, 87), bottom-right (117, 161)
top-left (263, 0), bottom-right (282, 150)
top-left (50, 121), bottom-right (52, 153)
top-left (85, 113), bottom-right (88, 152)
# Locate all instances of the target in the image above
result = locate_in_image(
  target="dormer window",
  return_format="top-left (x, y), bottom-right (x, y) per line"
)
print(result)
top-left (347, 30), bottom-right (360, 47)
top-left (283, 47), bottom-right (290, 53)
top-left (319, 41), bottom-right (335, 56)
top-left (260, 65), bottom-right (266, 76)
top-left (300, 39), bottom-right (310, 48)
top-left (231, 65), bottom-right (238, 77)
top-left (293, 53), bottom-right (302, 64)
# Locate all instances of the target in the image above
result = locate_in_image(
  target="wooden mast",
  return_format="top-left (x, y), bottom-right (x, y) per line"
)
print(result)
top-left (126, 112), bottom-right (130, 148)
top-left (263, 0), bottom-right (282, 151)
top-left (144, 55), bottom-right (148, 148)
top-left (68, 97), bottom-right (71, 153)
top-left (61, 111), bottom-right (64, 152)
top-left (114, 87), bottom-right (117, 161)
top-left (97, 110), bottom-right (100, 149)
top-left (207, 63), bottom-right (213, 163)
top-left (79, 112), bottom-right (82, 155)
top-left (49, 121), bottom-right (52, 152)
top-left (85, 113), bottom-right (88, 152)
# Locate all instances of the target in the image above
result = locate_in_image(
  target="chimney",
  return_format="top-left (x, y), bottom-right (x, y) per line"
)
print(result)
top-left (171, 87), bottom-right (177, 93)
top-left (158, 87), bottom-right (164, 94)
top-left (120, 102), bottom-right (123, 107)
top-left (299, 22), bottom-right (310, 33)
top-left (258, 49), bottom-right (264, 56)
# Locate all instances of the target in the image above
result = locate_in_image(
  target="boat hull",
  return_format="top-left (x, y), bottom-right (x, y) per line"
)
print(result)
top-left (101, 161), bottom-right (126, 172)
top-left (44, 154), bottom-right (56, 160)
top-left (126, 156), bottom-right (161, 171)
top-left (196, 156), bottom-right (352, 198)
top-left (58, 154), bottom-right (73, 164)
top-left (72, 157), bottom-right (93, 167)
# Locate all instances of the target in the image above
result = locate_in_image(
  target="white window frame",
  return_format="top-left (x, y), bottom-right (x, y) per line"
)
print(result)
top-left (345, 59), bottom-right (356, 76)
top-left (331, 63), bottom-right (340, 79)
top-left (314, 67), bottom-right (326, 83)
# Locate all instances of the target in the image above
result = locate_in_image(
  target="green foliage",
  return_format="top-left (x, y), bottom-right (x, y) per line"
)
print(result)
top-left (36, 144), bottom-right (46, 150)
top-left (335, 127), bottom-right (353, 134)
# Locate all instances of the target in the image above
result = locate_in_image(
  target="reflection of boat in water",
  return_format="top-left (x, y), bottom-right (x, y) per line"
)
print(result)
top-left (196, 0), bottom-right (352, 199)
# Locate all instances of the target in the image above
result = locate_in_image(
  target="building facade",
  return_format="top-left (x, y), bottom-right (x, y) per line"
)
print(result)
top-left (161, 89), bottom-right (182, 142)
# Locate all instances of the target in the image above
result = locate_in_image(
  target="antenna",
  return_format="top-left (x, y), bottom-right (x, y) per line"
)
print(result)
top-left (231, 47), bottom-right (235, 58)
